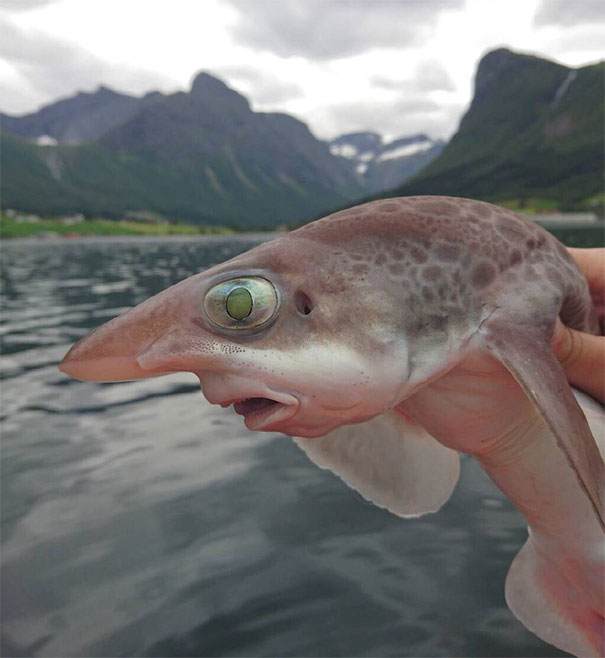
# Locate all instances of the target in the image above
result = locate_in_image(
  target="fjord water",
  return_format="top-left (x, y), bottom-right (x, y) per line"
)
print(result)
top-left (0, 235), bottom-right (576, 658)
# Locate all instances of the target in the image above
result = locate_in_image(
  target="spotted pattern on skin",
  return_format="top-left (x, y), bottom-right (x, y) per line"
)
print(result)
top-left (436, 244), bottom-right (461, 262)
top-left (220, 343), bottom-right (246, 355)
top-left (293, 196), bottom-right (598, 335)
top-left (352, 264), bottom-right (369, 276)
top-left (423, 266), bottom-right (443, 282)
top-left (471, 262), bottom-right (497, 289)
top-left (411, 247), bottom-right (428, 264)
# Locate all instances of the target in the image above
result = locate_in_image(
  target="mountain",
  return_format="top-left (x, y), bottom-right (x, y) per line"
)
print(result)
top-left (0, 86), bottom-right (163, 144)
top-left (4, 49), bottom-right (601, 226)
top-left (1, 73), bottom-right (363, 228)
top-left (390, 48), bottom-right (604, 206)
top-left (329, 131), bottom-right (444, 194)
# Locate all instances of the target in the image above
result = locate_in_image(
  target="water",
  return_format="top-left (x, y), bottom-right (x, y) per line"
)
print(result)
top-left (0, 233), bottom-right (584, 658)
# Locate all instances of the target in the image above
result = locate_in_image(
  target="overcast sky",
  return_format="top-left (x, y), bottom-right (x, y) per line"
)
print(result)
top-left (0, 0), bottom-right (603, 141)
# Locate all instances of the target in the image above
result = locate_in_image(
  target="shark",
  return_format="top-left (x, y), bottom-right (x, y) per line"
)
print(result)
top-left (60, 196), bottom-right (604, 657)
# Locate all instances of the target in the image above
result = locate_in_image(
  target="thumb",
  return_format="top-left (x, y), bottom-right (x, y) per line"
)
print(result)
top-left (552, 319), bottom-right (605, 405)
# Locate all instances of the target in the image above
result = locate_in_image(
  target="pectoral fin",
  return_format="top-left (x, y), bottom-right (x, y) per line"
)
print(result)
top-left (294, 410), bottom-right (460, 518)
top-left (505, 396), bottom-right (605, 657)
top-left (481, 320), bottom-right (605, 531)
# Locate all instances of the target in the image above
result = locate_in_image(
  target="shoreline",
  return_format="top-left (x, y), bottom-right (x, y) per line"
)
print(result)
top-left (0, 231), bottom-right (281, 244)
top-left (0, 215), bottom-right (286, 240)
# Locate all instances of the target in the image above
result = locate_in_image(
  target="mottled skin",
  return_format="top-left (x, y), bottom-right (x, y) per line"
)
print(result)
top-left (297, 196), bottom-right (596, 336)
top-left (60, 197), bottom-right (604, 657)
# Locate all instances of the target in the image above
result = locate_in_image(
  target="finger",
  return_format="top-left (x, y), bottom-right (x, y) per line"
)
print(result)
top-left (567, 248), bottom-right (605, 289)
top-left (553, 320), bottom-right (605, 405)
top-left (567, 248), bottom-right (605, 335)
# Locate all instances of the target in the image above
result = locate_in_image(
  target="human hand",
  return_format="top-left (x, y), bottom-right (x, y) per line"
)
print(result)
top-left (552, 248), bottom-right (605, 405)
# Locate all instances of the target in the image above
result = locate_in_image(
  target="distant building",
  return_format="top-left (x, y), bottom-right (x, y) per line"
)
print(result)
top-left (60, 214), bottom-right (85, 225)
top-left (14, 213), bottom-right (41, 223)
top-left (123, 210), bottom-right (164, 224)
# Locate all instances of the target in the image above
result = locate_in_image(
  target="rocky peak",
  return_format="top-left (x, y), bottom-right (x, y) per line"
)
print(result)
top-left (329, 130), bottom-right (443, 193)
top-left (330, 131), bottom-right (382, 156)
top-left (189, 71), bottom-right (250, 113)
top-left (475, 48), bottom-right (519, 100)
top-left (474, 47), bottom-right (568, 102)
top-left (93, 84), bottom-right (125, 98)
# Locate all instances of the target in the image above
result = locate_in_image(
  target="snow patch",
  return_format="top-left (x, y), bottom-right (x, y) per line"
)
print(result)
top-left (205, 166), bottom-right (224, 195)
top-left (378, 141), bottom-right (433, 161)
top-left (356, 163), bottom-right (368, 175)
top-left (41, 149), bottom-right (63, 180)
top-left (36, 135), bottom-right (58, 146)
top-left (552, 70), bottom-right (577, 106)
top-left (330, 143), bottom-right (358, 158)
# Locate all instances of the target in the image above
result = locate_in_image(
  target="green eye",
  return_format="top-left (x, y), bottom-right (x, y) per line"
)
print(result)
top-left (226, 287), bottom-right (252, 320)
top-left (203, 276), bottom-right (279, 330)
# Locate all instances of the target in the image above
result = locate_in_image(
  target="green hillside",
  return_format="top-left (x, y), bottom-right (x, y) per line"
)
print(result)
top-left (0, 73), bottom-right (361, 229)
top-left (3, 52), bottom-right (602, 226)
top-left (0, 131), bottom-right (357, 229)
top-left (392, 49), bottom-right (604, 207)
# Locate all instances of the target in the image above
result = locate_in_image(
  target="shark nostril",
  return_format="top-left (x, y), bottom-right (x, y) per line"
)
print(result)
top-left (295, 290), bottom-right (314, 316)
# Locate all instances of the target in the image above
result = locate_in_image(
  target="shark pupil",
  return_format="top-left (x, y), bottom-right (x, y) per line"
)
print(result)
top-left (203, 276), bottom-right (278, 330)
top-left (226, 287), bottom-right (253, 320)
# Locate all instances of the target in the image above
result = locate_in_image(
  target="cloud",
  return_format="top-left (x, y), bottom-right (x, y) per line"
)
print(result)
top-left (313, 94), bottom-right (461, 140)
top-left (372, 60), bottom-right (455, 93)
top-left (534, 0), bottom-right (605, 26)
top-left (0, 75), bottom-right (41, 112)
top-left (0, 0), bottom-right (59, 11)
top-left (0, 15), bottom-right (108, 98)
top-left (370, 75), bottom-right (404, 91)
top-left (0, 15), bottom-right (174, 113)
top-left (212, 65), bottom-right (303, 105)
top-left (0, 16), bottom-right (98, 69)
top-left (413, 60), bottom-right (455, 92)
top-left (540, 25), bottom-right (605, 58)
top-left (225, 0), bottom-right (464, 60)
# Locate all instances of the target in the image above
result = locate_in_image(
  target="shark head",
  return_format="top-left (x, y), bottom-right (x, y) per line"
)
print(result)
top-left (60, 228), bottom-right (429, 438)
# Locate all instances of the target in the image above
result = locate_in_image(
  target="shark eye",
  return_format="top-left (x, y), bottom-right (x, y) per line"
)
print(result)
top-left (203, 277), bottom-right (279, 330)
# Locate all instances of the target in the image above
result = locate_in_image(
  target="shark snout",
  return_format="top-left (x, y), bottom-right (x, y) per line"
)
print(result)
top-left (59, 276), bottom-right (212, 382)
top-left (59, 310), bottom-right (163, 382)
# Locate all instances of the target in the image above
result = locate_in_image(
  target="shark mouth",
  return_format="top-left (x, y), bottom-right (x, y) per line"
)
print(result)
top-left (226, 395), bottom-right (298, 431)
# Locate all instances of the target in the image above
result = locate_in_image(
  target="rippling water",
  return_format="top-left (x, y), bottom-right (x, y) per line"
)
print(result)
top-left (1, 236), bottom-right (570, 657)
